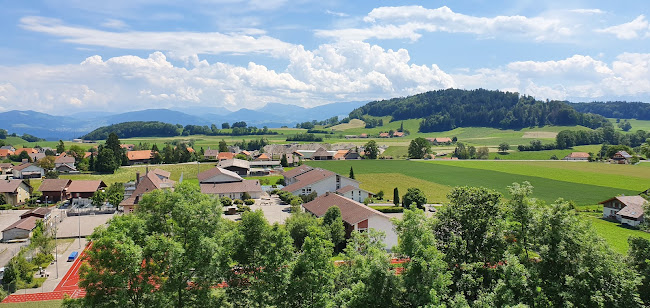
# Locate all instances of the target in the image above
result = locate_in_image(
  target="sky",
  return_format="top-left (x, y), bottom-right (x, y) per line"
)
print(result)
top-left (0, 0), bottom-right (649, 115)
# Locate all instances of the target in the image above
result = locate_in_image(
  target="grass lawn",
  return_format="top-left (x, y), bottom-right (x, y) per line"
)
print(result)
top-left (59, 162), bottom-right (219, 186)
top-left (0, 300), bottom-right (62, 308)
top-left (306, 160), bottom-right (643, 206)
top-left (582, 213), bottom-right (650, 255)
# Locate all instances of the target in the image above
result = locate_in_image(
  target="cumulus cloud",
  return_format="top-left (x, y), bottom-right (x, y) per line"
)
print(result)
top-left (569, 9), bottom-right (605, 14)
top-left (19, 16), bottom-right (295, 57)
top-left (316, 6), bottom-right (573, 42)
top-left (596, 15), bottom-right (650, 39)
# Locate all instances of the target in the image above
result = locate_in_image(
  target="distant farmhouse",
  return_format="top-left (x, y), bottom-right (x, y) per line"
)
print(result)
top-left (600, 195), bottom-right (648, 227)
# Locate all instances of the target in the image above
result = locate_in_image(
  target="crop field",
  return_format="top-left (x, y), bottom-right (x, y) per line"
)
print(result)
top-left (306, 160), bottom-right (648, 206)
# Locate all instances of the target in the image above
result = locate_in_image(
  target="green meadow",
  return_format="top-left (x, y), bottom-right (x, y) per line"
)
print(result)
top-left (306, 160), bottom-right (647, 206)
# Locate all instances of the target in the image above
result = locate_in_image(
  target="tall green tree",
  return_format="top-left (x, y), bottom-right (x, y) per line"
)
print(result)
top-left (401, 187), bottom-right (427, 209)
top-left (393, 187), bottom-right (399, 206)
top-left (56, 140), bottom-right (66, 154)
top-left (348, 166), bottom-right (355, 179)
top-left (95, 147), bottom-right (120, 173)
top-left (322, 207), bottom-right (345, 252)
top-left (284, 234), bottom-right (335, 307)
top-left (363, 140), bottom-right (379, 159)
top-left (218, 140), bottom-right (228, 152)
top-left (280, 154), bottom-right (288, 167)
top-left (407, 137), bottom-right (431, 159)
top-left (629, 236), bottom-right (650, 305)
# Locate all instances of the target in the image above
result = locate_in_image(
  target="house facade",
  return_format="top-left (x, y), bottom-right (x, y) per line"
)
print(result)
top-left (0, 180), bottom-right (32, 206)
top-left (67, 180), bottom-right (107, 200)
top-left (336, 185), bottom-right (373, 203)
top-left (282, 168), bottom-right (359, 196)
top-left (127, 150), bottom-right (154, 165)
top-left (600, 195), bottom-right (647, 227)
top-left (563, 152), bottom-right (590, 161)
top-left (198, 167), bottom-right (263, 199)
top-left (2, 216), bottom-right (39, 241)
top-left (121, 170), bottom-right (175, 213)
top-left (38, 179), bottom-right (72, 203)
top-left (612, 151), bottom-right (633, 164)
top-left (303, 193), bottom-right (398, 249)
top-left (12, 163), bottom-right (44, 179)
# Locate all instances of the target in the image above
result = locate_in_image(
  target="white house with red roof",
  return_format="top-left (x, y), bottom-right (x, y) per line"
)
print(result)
top-left (336, 185), bottom-right (373, 203)
top-left (281, 168), bottom-right (359, 196)
top-left (303, 192), bottom-right (397, 249)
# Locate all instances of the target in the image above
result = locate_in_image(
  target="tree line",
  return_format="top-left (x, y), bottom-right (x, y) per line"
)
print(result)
top-left (571, 101), bottom-right (650, 120)
top-left (349, 88), bottom-right (610, 132)
top-left (61, 181), bottom-right (650, 307)
top-left (82, 121), bottom-right (278, 140)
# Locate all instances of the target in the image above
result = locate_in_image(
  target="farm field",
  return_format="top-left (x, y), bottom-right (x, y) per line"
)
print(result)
top-left (489, 145), bottom-right (601, 160)
top-left (306, 160), bottom-right (646, 205)
top-left (608, 118), bottom-right (650, 132)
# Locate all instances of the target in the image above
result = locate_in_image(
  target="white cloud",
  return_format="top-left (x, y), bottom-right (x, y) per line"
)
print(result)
top-left (569, 9), bottom-right (605, 15)
top-left (325, 10), bottom-right (348, 17)
top-left (596, 15), bottom-right (650, 39)
top-left (101, 19), bottom-right (128, 30)
top-left (19, 16), bottom-right (295, 57)
top-left (316, 6), bottom-right (573, 42)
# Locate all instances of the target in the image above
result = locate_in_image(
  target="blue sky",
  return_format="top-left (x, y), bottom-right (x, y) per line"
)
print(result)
top-left (1, 0), bottom-right (649, 115)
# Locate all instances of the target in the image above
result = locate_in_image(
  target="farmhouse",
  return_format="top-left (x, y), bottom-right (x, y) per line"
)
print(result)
top-left (0, 180), bottom-right (32, 206)
top-left (281, 168), bottom-right (359, 196)
top-left (333, 150), bottom-right (348, 160)
top-left (254, 153), bottom-right (271, 161)
top-left (2, 216), bottom-right (39, 242)
top-left (612, 151), bottom-right (633, 164)
top-left (336, 185), bottom-right (373, 203)
top-left (392, 131), bottom-right (404, 137)
top-left (12, 163), bottom-right (44, 179)
top-left (563, 152), bottom-right (590, 161)
top-left (198, 167), bottom-right (263, 199)
top-left (127, 150), bottom-right (155, 165)
top-left (38, 179), bottom-right (72, 203)
top-left (0, 163), bottom-right (13, 175)
top-left (218, 159), bottom-right (251, 176)
top-left (121, 170), bottom-right (175, 213)
top-left (379, 132), bottom-right (390, 138)
top-left (67, 180), bottom-right (107, 200)
top-left (0, 149), bottom-right (13, 160)
top-left (303, 192), bottom-right (398, 249)
top-left (14, 148), bottom-right (39, 155)
top-left (427, 137), bottom-right (452, 145)
top-left (54, 155), bottom-right (76, 168)
top-left (204, 149), bottom-right (219, 160)
top-left (217, 152), bottom-right (236, 161)
top-left (600, 195), bottom-right (648, 227)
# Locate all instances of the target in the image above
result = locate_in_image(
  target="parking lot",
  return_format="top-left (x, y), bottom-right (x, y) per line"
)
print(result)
top-left (223, 193), bottom-right (292, 224)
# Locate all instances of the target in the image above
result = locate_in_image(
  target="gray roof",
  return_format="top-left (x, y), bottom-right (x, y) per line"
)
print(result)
top-left (218, 158), bottom-right (250, 170)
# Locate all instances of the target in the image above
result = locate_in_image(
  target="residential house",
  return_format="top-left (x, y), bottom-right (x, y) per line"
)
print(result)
top-left (198, 167), bottom-right (262, 199)
top-left (392, 131), bottom-right (404, 137)
top-left (12, 163), bottom-right (44, 179)
top-left (239, 150), bottom-right (252, 158)
top-left (379, 132), bottom-right (390, 138)
top-left (0, 180), bottom-right (32, 206)
top-left (600, 195), bottom-right (648, 227)
top-left (28, 153), bottom-right (45, 162)
top-left (14, 148), bottom-right (39, 155)
top-left (121, 170), bottom-right (175, 213)
top-left (0, 149), bottom-right (13, 160)
top-left (426, 137), bottom-right (453, 145)
top-left (612, 151), bottom-right (633, 164)
top-left (281, 168), bottom-right (359, 196)
top-left (67, 180), bottom-right (107, 200)
top-left (312, 148), bottom-right (334, 160)
top-left (0, 163), bottom-right (13, 175)
top-left (204, 149), bottom-right (219, 160)
top-left (336, 185), bottom-right (373, 203)
top-left (218, 159), bottom-right (251, 176)
top-left (303, 192), bottom-right (398, 249)
top-left (54, 155), bottom-right (77, 173)
top-left (127, 150), bottom-right (154, 165)
top-left (217, 152), bottom-right (235, 161)
top-left (56, 164), bottom-right (78, 174)
top-left (254, 153), bottom-right (271, 161)
top-left (0, 146), bottom-right (16, 152)
top-left (359, 133), bottom-right (368, 138)
top-left (563, 152), bottom-right (590, 161)
top-left (120, 144), bottom-right (135, 151)
top-left (38, 179), bottom-right (72, 203)
top-left (2, 216), bottom-right (39, 241)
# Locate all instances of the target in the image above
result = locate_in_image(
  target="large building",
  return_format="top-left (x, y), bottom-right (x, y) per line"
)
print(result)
top-left (67, 180), bottom-right (107, 200)
top-left (38, 179), bottom-right (72, 203)
top-left (198, 167), bottom-right (262, 199)
top-left (2, 216), bottom-right (39, 242)
top-left (218, 159), bottom-right (251, 176)
top-left (281, 168), bottom-right (359, 196)
top-left (303, 192), bottom-right (398, 249)
top-left (12, 163), bottom-right (44, 179)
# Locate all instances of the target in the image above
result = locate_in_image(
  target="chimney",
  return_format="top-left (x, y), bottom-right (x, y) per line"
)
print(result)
top-left (136, 172), bottom-right (140, 185)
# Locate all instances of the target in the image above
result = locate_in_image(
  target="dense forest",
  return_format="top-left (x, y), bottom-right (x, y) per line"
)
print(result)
top-left (572, 101), bottom-right (650, 120)
top-left (82, 121), bottom-right (181, 140)
top-left (349, 89), bottom-right (610, 132)
top-left (82, 121), bottom-right (278, 140)
top-left (58, 182), bottom-right (650, 307)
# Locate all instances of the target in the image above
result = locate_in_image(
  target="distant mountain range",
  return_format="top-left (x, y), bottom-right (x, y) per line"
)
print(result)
top-left (0, 101), bottom-right (367, 140)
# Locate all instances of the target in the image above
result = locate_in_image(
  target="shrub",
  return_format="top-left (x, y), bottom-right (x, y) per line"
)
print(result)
top-left (236, 205), bottom-right (251, 212)
top-left (220, 197), bottom-right (233, 207)
top-left (233, 199), bottom-right (244, 205)
top-left (244, 199), bottom-right (255, 205)
top-left (369, 206), bottom-right (404, 213)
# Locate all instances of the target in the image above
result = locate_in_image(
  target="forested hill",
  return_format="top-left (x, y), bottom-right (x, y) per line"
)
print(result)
top-left (571, 101), bottom-right (650, 120)
top-left (82, 121), bottom-right (181, 140)
top-left (349, 88), bottom-right (610, 132)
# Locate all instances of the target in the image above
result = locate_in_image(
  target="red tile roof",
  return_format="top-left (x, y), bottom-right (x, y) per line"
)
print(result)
top-left (3, 216), bottom-right (39, 232)
top-left (15, 148), bottom-right (39, 154)
top-left (217, 152), bottom-right (235, 160)
top-left (55, 155), bottom-right (75, 164)
top-left (200, 180), bottom-right (262, 195)
top-left (303, 193), bottom-right (387, 225)
top-left (152, 168), bottom-right (171, 179)
top-left (121, 171), bottom-right (175, 206)
top-left (333, 150), bottom-right (348, 159)
top-left (38, 179), bottom-right (71, 192)
top-left (127, 150), bottom-right (154, 161)
top-left (393, 132), bottom-right (404, 137)
top-left (0, 149), bottom-right (13, 157)
top-left (255, 153), bottom-right (270, 161)
top-left (379, 133), bottom-right (389, 137)
top-left (67, 180), bottom-right (106, 193)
